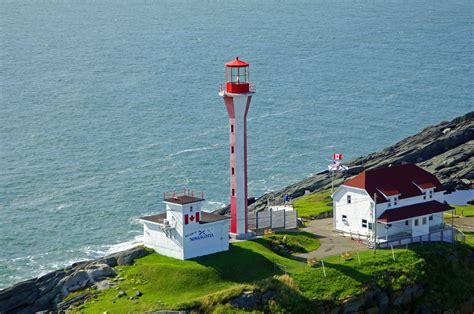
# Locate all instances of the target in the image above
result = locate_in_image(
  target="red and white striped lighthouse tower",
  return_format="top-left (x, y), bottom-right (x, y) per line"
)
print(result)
top-left (219, 57), bottom-right (255, 239)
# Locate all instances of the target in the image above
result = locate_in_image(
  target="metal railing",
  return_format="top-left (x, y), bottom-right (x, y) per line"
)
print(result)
top-left (163, 189), bottom-right (205, 200)
top-left (218, 83), bottom-right (256, 93)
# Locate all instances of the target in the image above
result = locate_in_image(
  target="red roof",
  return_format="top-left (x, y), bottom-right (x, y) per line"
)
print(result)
top-left (414, 182), bottom-right (437, 189)
top-left (225, 57), bottom-right (249, 67)
top-left (343, 164), bottom-right (444, 203)
top-left (378, 187), bottom-right (401, 196)
top-left (377, 201), bottom-right (453, 223)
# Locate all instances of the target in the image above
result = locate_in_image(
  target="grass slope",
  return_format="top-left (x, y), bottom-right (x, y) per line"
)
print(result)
top-left (292, 190), bottom-right (333, 219)
top-left (293, 243), bottom-right (474, 310)
top-left (260, 231), bottom-right (321, 256)
top-left (79, 241), bottom-right (308, 312)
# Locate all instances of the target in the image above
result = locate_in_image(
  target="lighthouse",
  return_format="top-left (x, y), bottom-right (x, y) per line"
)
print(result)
top-left (219, 57), bottom-right (255, 239)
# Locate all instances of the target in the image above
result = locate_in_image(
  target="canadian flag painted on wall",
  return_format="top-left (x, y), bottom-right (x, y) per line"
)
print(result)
top-left (184, 213), bottom-right (200, 225)
top-left (333, 153), bottom-right (343, 161)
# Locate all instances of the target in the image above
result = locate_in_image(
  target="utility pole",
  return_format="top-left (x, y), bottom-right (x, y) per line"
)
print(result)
top-left (373, 193), bottom-right (377, 257)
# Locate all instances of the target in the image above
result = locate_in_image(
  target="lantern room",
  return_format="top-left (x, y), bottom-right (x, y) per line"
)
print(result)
top-left (224, 57), bottom-right (253, 94)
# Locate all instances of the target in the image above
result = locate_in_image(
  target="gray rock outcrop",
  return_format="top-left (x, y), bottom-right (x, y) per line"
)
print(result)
top-left (0, 246), bottom-right (151, 313)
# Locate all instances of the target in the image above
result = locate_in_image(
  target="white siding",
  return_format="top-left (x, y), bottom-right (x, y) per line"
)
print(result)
top-left (333, 186), bottom-right (373, 237)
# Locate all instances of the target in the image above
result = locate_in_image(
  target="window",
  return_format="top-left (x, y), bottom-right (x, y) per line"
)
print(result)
top-left (387, 224), bottom-right (392, 228)
top-left (342, 215), bottom-right (347, 221)
top-left (394, 196), bottom-right (398, 206)
top-left (429, 190), bottom-right (433, 199)
top-left (415, 219), bottom-right (419, 226)
top-left (231, 146), bottom-right (234, 154)
top-left (429, 215), bottom-right (433, 221)
top-left (231, 167), bottom-right (235, 175)
top-left (347, 195), bottom-right (351, 204)
top-left (405, 220), bottom-right (409, 226)
top-left (368, 222), bottom-right (373, 230)
top-left (362, 219), bottom-right (368, 228)
top-left (232, 188), bottom-right (235, 196)
top-left (388, 199), bottom-right (391, 207)
top-left (230, 124), bottom-right (234, 133)
top-left (422, 217), bottom-right (427, 225)
top-left (190, 206), bottom-right (193, 212)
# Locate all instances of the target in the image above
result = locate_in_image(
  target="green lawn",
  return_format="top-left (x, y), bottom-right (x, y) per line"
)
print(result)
top-left (260, 231), bottom-right (321, 256)
top-left (444, 204), bottom-right (474, 217)
top-left (292, 190), bottom-right (333, 219)
top-left (78, 241), bottom-right (308, 313)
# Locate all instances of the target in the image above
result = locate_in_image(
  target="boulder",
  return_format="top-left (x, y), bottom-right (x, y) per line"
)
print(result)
top-left (86, 263), bottom-right (116, 281)
top-left (114, 246), bottom-right (151, 266)
top-left (230, 291), bottom-right (262, 310)
top-left (261, 290), bottom-right (275, 304)
top-left (342, 295), bottom-right (365, 313)
top-left (95, 280), bottom-right (115, 290)
top-left (59, 270), bottom-right (90, 295)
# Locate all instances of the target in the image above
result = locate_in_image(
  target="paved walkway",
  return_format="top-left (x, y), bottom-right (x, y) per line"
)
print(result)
top-left (296, 218), bottom-right (368, 260)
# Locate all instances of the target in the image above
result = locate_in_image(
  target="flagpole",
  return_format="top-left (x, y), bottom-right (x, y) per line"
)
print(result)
top-left (331, 170), bottom-right (334, 194)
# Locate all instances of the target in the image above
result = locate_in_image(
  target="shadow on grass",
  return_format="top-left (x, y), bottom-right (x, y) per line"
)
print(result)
top-left (323, 261), bottom-right (371, 284)
top-left (192, 244), bottom-right (285, 283)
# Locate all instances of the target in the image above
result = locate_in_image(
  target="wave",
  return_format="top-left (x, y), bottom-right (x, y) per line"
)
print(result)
top-left (168, 144), bottom-right (220, 158)
top-left (204, 200), bottom-right (226, 211)
top-left (248, 108), bottom-right (299, 121)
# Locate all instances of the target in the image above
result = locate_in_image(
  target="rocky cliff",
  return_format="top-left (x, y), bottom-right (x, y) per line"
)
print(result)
top-left (216, 111), bottom-right (473, 214)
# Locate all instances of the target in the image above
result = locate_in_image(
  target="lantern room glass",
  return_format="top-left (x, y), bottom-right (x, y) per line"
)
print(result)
top-left (226, 67), bottom-right (248, 84)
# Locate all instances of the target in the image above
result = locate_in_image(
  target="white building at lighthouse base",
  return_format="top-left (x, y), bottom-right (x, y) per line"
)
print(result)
top-left (140, 191), bottom-right (230, 260)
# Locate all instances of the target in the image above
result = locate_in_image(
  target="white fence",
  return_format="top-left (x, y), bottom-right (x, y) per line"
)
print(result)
top-left (248, 205), bottom-right (298, 233)
top-left (337, 227), bottom-right (454, 248)
top-left (378, 227), bottom-right (453, 248)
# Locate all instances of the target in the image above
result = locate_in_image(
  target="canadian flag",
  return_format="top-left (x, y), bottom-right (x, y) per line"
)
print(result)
top-left (184, 213), bottom-right (200, 225)
top-left (333, 153), bottom-right (343, 161)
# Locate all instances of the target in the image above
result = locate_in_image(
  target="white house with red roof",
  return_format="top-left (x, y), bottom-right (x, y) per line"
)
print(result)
top-left (333, 164), bottom-right (454, 247)
top-left (140, 190), bottom-right (230, 260)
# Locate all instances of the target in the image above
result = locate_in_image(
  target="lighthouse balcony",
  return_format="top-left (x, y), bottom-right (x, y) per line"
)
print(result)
top-left (219, 82), bottom-right (256, 94)
top-left (162, 189), bottom-right (204, 204)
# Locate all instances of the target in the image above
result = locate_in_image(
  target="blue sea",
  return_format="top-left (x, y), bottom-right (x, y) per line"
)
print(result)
top-left (0, 0), bottom-right (472, 289)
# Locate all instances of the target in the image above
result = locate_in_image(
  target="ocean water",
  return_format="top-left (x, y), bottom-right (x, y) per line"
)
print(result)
top-left (0, 0), bottom-right (472, 289)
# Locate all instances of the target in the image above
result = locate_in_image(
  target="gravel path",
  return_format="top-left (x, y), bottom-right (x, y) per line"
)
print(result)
top-left (296, 218), bottom-right (369, 260)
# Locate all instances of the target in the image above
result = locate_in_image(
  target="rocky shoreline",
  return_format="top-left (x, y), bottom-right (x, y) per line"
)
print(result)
top-left (0, 246), bottom-right (151, 313)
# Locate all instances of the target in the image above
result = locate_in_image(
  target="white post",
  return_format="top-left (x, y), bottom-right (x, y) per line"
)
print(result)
top-left (391, 245), bottom-right (395, 261)
top-left (373, 193), bottom-right (377, 256)
top-left (321, 260), bottom-right (327, 277)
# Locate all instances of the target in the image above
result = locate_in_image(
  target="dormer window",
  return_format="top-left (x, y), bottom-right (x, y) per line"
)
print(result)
top-left (347, 195), bottom-right (351, 204)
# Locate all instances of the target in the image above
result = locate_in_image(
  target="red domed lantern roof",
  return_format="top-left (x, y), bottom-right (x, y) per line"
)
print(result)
top-left (225, 56), bottom-right (249, 67)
